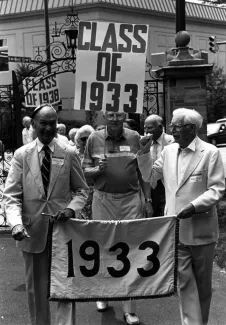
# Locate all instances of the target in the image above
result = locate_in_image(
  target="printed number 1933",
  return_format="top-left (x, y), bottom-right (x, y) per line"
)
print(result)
top-left (66, 240), bottom-right (160, 278)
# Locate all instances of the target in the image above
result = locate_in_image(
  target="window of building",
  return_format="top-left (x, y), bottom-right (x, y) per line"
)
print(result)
top-left (0, 39), bottom-right (8, 71)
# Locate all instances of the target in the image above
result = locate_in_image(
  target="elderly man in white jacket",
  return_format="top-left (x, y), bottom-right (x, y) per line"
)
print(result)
top-left (137, 108), bottom-right (225, 325)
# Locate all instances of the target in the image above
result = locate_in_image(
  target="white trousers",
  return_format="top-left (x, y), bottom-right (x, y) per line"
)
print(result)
top-left (178, 242), bottom-right (215, 325)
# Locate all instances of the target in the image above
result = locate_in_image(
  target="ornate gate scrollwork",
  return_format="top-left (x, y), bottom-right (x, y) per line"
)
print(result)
top-left (143, 60), bottom-right (165, 117)
top-left (0, 84), bottom-right (15, 229)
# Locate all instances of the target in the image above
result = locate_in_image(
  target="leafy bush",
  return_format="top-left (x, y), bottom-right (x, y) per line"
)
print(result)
top-left (215, 199), bottom-right (226, 269)
top-left (206, 64), bottom-right (226, 122)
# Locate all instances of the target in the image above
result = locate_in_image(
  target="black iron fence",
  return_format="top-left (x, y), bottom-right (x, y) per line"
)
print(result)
top-left (0, 83), bottom-right (15, 229)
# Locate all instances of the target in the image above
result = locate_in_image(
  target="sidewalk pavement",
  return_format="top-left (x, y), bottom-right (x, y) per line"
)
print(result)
top-left (0, 233), bottom-right (226, 325)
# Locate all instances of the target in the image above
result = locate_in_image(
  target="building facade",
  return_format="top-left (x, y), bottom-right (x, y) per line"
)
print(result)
top-left (0, 0), bottom-right (226, 122)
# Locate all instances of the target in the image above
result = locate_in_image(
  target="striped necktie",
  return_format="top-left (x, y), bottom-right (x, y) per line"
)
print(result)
top-left (41, 145), bottom-right (51, 196)
top-left (152, 140), bottom-right (158, 163)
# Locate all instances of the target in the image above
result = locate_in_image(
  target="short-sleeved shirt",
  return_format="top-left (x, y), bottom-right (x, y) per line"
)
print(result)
top-left (82, 128), bottom-right (141, 194)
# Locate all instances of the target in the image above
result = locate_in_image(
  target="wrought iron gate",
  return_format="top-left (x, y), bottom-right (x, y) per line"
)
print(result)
top-left (0, 71), bottom-right (21, 229)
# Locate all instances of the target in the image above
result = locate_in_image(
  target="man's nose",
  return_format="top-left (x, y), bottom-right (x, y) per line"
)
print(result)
top-left (45, 124), bottom-right (53, 130)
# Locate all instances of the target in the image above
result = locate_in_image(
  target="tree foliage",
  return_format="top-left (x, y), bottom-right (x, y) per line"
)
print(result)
top-left (14, 63), bottom-right (33, 114)
top-left (206, 64), bottom-right (226, 122)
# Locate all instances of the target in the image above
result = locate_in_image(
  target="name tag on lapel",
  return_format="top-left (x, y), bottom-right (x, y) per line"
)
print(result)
top-left (120, 146), bottom-right (130, 152)
top-left (190, 173), bottom-right (202, 182)
top-left (52, 157), bottom-right (64, 166)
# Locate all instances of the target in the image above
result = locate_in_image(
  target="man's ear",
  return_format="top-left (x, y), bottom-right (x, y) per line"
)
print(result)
top-left (31, 119), bottom-right (35, 128)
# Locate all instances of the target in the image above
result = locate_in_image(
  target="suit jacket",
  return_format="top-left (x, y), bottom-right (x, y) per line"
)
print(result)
top-left (158, 132), bottom-right (174, 150)
top-left (138, 137), bottom-right (225, 245)
top-left (4, 138), bottom-right (89, 253)
top-left (150, 132), bottom-right (174, 214)
top-left (150, 132), bottom-right (174, 188)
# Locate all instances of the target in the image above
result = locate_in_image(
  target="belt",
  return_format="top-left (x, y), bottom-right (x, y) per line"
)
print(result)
top-left (94, 189), bottom-right (138, 199)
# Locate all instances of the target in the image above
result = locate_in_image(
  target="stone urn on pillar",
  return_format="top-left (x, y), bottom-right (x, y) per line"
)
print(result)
top-left (156, 30), bottom-right (213, 140)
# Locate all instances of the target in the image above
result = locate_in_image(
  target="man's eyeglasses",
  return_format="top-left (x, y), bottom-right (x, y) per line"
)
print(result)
top-left (169, 124), bottom-right (194, 132)
top-left (106, 113), bottom-right (124, 121)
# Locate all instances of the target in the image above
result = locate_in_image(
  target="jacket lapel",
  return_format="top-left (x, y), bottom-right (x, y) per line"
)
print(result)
top-left (47, 141), bottom-right (67, 198)
top-left (25, 141), bottom-right (45, 196)
top-left (176, 138), bottom-right (204, 191)
top-left (168, 144), bottom-right (179, 186)
top-left (162, 133), bottom-right (173, 149)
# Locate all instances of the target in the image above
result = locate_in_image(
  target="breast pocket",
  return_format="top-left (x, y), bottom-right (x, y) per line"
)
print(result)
top-left (189, 170), bottom-right (206, 183)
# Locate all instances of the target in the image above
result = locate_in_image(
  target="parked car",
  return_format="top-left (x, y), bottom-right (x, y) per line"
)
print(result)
top-left (207, 123), bottom-right (226, 145)
top-left (217, 118), bottom-right (226, 124)
top-left (216, 144), bottom-right (226, 177)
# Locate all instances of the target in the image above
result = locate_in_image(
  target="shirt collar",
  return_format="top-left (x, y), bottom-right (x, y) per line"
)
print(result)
top-left (105, 128), bottom-right (126, 140)
top-left (152, 132), bottom-right (164, 145)
top-left (179, 136), bottom-right (197, 152)
top-left (36, 137), bottom-right (55, 153)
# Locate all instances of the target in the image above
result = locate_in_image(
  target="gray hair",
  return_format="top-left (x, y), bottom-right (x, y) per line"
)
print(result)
top-left (22, 116), bottom-right (31, 126)
top-left (57, 123), bottom-right (66, 130)
top-left (68, 128), bottom-right (79, 140)
top-left (74, 124), bottom-right (95, 146)
top-left (145, 114), bottom-right (163, 126)
top-left (172, 108), bottom-right (203, 131)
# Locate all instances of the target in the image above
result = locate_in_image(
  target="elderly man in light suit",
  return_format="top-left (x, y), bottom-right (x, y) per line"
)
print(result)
top-left (4, 104), bottom-right (89, 325)
top-left (137, 108), bottom-right (225, 325)
top-left (143, 114), bottom-right (174, 216)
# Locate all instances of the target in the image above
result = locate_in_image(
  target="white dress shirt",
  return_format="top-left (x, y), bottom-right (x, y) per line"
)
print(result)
top-left (150, 132), bottom-right (164, 188)
top-left (22, 126), bottom-right (33, 145)
top-left (150, 132), bottom-right (164, 163)
top-left (36, 138), bottom-right (55, 166)
top-left (177, 136), bottom-right (197, 185)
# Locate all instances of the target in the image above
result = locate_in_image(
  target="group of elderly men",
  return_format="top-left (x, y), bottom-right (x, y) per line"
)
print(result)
top-left (3, 103), bottom-right (225, 325)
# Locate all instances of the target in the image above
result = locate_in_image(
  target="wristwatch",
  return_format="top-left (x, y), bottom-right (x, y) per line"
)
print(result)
top-left (145, 198), bottom-right (152, 202)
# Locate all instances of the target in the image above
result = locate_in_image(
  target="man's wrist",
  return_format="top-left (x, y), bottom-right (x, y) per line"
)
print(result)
top-left (140, 149), bottom-right (150, 155)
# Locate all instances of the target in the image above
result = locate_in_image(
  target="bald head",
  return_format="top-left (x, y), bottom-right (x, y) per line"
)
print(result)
top-left (32, 105), bottom-right (57, 144)
top-left (145, 114), bottom-right (163, 127)
top-left (144, 114), bottom-right (164, 140)
top-left (33, 105), bottom-right (57, 121)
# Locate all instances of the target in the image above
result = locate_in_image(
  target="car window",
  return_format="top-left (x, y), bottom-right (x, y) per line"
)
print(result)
top-left (207, 123), bottom-right (220, 135)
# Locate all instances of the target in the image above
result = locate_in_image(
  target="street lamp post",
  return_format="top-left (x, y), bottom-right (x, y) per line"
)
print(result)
top-left (176, 0), bottom-right (186, 33)
top-left (44, 0), bottom-right (51, 74)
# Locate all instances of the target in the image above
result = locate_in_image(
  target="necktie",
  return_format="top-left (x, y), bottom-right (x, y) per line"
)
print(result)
top-left (152, 141), bottom-right (158, 163)
top-left (150, 141), bottom-right (158, 189)
top-left (41, 145), bottom-right (51, 196)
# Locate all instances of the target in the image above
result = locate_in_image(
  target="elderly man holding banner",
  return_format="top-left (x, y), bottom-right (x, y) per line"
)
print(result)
top-left (82, 111), bottom-right (153, 325)
top-left (4, 104), bottom-right (89, 325)
top-left (137, 108), bottom-right (225, 325)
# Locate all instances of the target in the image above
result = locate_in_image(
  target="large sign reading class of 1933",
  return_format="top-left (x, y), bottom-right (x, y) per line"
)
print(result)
top-left (22, 75), bottom-right (60, 107)
top-left (74, 21), bottom-right (149, 114)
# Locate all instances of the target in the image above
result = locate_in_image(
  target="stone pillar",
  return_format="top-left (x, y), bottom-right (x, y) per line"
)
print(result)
top-left (156, 31), bottom-right (213, 140)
